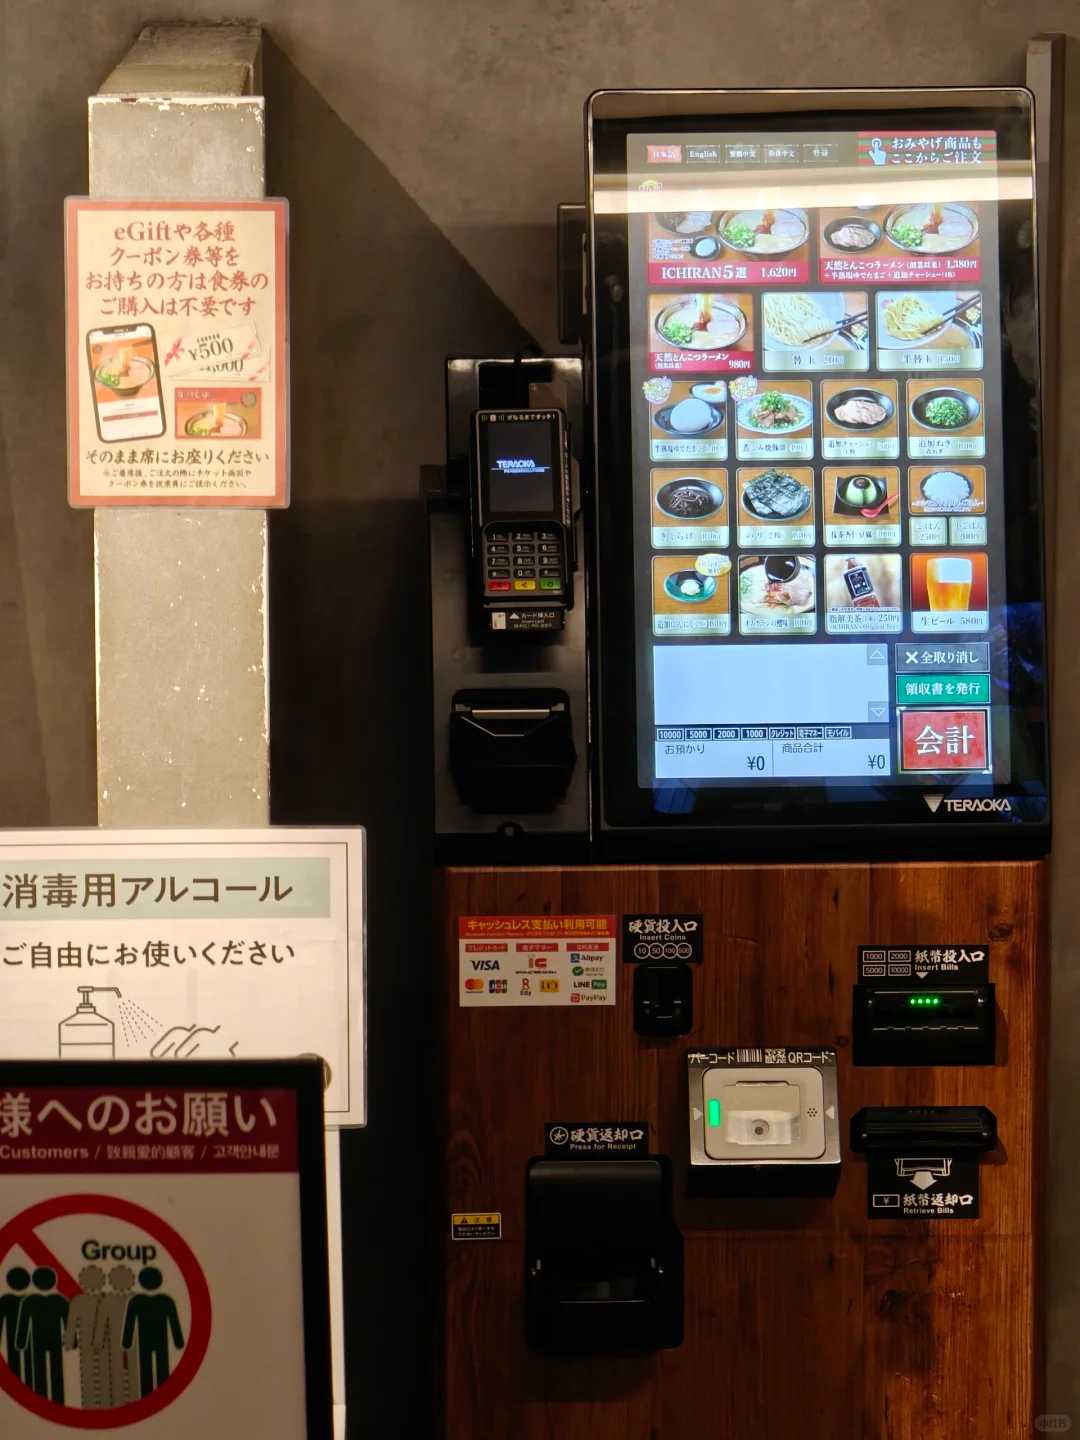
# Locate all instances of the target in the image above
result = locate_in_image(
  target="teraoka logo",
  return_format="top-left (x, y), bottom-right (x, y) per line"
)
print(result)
top-left (924, 794), bottom-right (1012, 815)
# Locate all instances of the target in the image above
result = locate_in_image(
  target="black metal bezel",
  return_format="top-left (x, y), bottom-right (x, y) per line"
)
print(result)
top-left (587, 88), bottom-right (1049, 861)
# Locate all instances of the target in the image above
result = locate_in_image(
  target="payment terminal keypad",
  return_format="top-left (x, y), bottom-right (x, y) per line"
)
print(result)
top-left (484, 526), bottom-right (564, 595)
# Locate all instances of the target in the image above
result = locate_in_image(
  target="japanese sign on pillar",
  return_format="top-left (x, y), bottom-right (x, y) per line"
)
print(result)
top-left (0, 829), bottom-right (365, 1126)
top-left (65, 199), bottom-right (289, 508)
top-left (0, 1058), bottom-right (332, 1436)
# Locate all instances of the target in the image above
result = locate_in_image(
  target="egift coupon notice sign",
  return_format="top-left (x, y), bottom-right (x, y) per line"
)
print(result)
top-left (65, 199), bottom-right (289, 508)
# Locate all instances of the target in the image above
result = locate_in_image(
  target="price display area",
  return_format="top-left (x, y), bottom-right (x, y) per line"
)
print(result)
top-left (589, 90), bottom-right (1047, 856)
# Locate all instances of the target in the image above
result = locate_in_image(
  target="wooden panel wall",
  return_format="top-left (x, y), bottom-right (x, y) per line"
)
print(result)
top-left (440, 861), bottom-right (1046, 1440)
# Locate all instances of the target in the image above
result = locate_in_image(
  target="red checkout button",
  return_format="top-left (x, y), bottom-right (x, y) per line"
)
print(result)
top-left (899, 709), bottom-right (989, 772)
top-left (488, 580), bottom-right (512, 592)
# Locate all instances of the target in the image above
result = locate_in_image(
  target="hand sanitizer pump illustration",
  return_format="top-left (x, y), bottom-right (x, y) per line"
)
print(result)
top-left (59, 987), bottom-right (121, 1059)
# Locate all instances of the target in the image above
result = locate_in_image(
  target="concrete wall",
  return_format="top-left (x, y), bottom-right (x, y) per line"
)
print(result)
top-left (3, 3), bottom-right (1080, 1436)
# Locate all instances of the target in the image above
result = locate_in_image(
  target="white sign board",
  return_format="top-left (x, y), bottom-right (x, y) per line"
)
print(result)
top-left (0, 829), bottom-right (365, 1126)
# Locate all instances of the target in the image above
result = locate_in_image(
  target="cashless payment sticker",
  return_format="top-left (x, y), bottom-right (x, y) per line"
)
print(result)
top-left (458, 916), bottom-right (616, 1008)
top-left (858, 943), bottom-right (989, 984)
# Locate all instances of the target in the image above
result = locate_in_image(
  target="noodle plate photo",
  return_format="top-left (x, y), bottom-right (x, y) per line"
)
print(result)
top-left (762, 291), bottom-right (870, 372)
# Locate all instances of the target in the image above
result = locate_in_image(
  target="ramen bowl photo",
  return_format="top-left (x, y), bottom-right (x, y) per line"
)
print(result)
top-left (94, 354), bottom-right (155, 398)
top-left (184, 408), bottom-right (248, 439)
top-left (655, 295), bottom-right (748, 351)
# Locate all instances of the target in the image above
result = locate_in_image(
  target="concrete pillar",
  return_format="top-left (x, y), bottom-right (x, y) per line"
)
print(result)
top-left (89, 24), bottom-right (268, 828)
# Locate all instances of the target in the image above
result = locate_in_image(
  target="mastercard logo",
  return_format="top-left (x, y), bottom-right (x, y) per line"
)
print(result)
top-left (464, 978), bottom-right (484, 991)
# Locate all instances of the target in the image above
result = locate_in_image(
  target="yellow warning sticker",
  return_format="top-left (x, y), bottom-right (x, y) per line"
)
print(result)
top-left (451, 1212), bottom-right (502, 1241)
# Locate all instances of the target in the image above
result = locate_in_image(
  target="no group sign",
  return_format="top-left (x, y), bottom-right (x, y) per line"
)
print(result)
top-left (0, 1194), bottom-right (210, 1428)
top-left (0, 1060), bottom-right (332, 1437)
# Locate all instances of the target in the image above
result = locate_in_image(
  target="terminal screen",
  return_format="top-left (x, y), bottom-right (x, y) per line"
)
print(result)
top-left (622, 125), bottom-right (1016, 789)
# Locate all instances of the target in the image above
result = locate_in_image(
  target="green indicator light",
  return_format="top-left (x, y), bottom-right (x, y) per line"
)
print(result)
top-left (909, 995), bottom-right (943, 1006)
top-left (707, 1098), bottom-right (722, 1128)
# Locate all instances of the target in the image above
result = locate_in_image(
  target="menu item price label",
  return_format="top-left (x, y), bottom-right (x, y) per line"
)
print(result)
top-left (820, 379), bottom-right (900, 460)
top-left (649, 293), bottom-right (755, 374)
top-left (65, 199), bottom-right (289, 508)
top-left (653, 555), bottom-right (732, 636)
top-left (909, 552), bottom-right (989, 634)
top-left (823, 466), bottom-right (901, 547)
top-left (648, 207), bottom-right (811, 285)
top-left (824, 555), bottom-right (903, 634)
top-left (761, 290), bottom-right (869, 373)
top-left (876, 289), bottom-right (983, 372)
top-left (736, 466), bottom-right (815, 548)
top-left (906, 377), bottom-right (986, 459)
top-left (734, 380), bottom-right (814, 461)
top-left (647, 377), bottom-right (729, 462)
top-left (652, 466), bottom-right (730, 549)
top-left (817, 202), bottom-right (982, 287)
top-left (737, 554), bottom-right (816, 636)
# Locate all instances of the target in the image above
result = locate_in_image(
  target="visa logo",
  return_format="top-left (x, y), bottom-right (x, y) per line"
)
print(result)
top-left (470, 958), bottom-right (501, 972)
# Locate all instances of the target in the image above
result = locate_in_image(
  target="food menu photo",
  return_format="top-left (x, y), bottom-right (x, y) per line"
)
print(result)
top-left (619, 118), bottom-right (1025, 799)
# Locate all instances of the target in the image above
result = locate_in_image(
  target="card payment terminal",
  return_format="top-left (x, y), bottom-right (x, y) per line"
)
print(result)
top-left (469, 409), bottom-right (574, 634)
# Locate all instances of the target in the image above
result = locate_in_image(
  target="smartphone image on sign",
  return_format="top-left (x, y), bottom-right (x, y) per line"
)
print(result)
top-left (86, 323), bottom-right (166, 443)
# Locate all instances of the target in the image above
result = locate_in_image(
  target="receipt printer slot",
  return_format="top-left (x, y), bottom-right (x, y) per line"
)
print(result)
top-left (450, 687), bottom-right (576, 812)
top-left (525, 1158), bottom-right (683, 1352)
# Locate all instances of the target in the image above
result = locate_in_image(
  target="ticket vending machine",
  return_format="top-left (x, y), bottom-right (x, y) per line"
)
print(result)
top-left (435, 89), bottom-right (1048, 1440)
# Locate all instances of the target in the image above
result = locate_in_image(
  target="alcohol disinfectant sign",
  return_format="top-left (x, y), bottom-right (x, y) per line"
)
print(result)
top-left (0, 829), bottom-right (365, 1126)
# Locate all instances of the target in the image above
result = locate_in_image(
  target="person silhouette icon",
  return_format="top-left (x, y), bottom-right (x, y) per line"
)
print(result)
top-left (15, 1267), bottom-right (69, 1402)
top-left (64, 1265), bottom-right (109, 1409)
top-left (122, 1266), bottom-right (184, 1398)
top-left (93, 1265), bottom-right (136, 1407)
top-left (0, 1268), bottom-right (31, 1384)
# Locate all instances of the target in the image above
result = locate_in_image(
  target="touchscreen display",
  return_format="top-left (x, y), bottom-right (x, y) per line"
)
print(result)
top-left (620, 123), bottom-right (1031, 793)
top-left (482, 418), bottom-right (557, 516)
